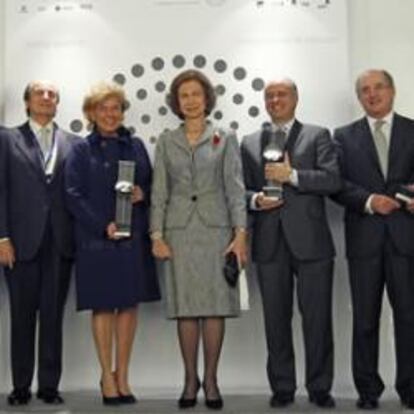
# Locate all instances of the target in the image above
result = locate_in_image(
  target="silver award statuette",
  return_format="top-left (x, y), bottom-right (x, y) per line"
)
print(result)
top-left (262, 128), bottom-right (285, 200)
top-left (114, 160), bottom-right (136, 238)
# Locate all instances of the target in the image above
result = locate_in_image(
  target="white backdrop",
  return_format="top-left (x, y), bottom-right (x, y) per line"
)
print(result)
top-left (0, 0), bottom-right (401, 397)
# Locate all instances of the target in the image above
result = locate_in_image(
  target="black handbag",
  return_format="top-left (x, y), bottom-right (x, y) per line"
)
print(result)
top-left (223, 252), bottom-right (240, 287)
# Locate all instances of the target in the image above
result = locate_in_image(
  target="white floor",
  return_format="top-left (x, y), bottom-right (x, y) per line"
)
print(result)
top-left (0, 392), bottom-right (410, 414)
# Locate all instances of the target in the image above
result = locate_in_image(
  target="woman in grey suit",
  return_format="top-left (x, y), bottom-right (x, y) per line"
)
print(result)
top-left (151, 70), bottom-right (247, 409)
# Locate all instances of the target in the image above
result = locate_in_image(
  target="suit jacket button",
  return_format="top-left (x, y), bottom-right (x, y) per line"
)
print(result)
top-left (191, 195), bottom-right (197, 201)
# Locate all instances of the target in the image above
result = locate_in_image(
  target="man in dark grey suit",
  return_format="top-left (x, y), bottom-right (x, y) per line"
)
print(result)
top-left (332, 69), bottom-right (414, 410)
top-left (0, 81), bottom-right (79, 405)
top-left (241, 78), bottom-right (340, 408)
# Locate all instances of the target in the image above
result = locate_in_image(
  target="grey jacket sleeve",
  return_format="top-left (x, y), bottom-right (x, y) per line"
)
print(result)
top-left (222, 131), bottom-right (247, 228)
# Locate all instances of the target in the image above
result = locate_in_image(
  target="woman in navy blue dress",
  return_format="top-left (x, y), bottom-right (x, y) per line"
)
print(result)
top-left (65, 82), bottom-right (160, 405)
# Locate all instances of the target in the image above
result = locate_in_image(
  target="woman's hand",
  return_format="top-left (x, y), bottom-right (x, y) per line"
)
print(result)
top-left (106, 222), bottom-right (123, 240)
top-left (131, 185), bottom-right (144, 204)
top-left (224, 229), bottom-right (247, 267)
top-left (152, 238), bottom-right (173, 260)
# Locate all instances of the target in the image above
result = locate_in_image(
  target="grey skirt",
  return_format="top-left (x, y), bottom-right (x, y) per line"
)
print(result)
top-left (162, 211), bottom-right (240, 319)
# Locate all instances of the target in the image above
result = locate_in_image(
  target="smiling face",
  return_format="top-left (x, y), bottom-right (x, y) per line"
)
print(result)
top-left (264, 79), bottom-right (298, 124)
top-left (91, 96), bottom-right (124, 136)
top-left (356, 70), bottom-right (395, 119)
top-left (25, 81), bottom-right (59, 124)
top-left (177, 79), bottom-right (207, 121)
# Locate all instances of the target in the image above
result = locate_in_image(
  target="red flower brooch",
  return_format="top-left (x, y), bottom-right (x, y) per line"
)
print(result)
top-left (212, 131), bottom-right (221, 147)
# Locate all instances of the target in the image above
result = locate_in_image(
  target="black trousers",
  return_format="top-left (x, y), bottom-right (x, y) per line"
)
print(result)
top-left (5, 224), bottom-right (72, 391)
top-left (349, 240), bottom-right (414, 400)
top-left (256, 232), bottom-right (334, 396)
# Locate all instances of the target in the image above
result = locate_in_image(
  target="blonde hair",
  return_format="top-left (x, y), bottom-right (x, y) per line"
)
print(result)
top-left (83, 81), bottom-right (128, 125)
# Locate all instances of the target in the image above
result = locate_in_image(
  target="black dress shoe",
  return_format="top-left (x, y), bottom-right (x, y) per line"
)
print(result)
top-left (8, 389), bottom-right (32, 406)
top-left (178, 379), bottom-right (200, 409)
top-left (401, 395), bottom-right (414, 409)
top-left (37, 389), bottom-right (64, 404)
top-left (270, 392), bottom-right (295, 408)
top-left (356, 395), bottom-right (379, 410)
top-left (202, 382), bottom-right (223, 410)
top-left (309, 392), bottom-right (336, 408)
top-left (118, 393), bottom-right (137, 404)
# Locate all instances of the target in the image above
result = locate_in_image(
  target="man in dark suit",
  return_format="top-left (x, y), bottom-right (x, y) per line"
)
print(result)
top-left (332, 69), bottom-right (414, 410)
top-left (0, 81), bottom-right (79, 405)
top-left (241, 78), bottom-right (340, 408)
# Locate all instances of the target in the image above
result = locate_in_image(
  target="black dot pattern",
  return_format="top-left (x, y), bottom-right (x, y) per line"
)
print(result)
top-left (70, 56), bottom-right (264, 135)
top-left (131, 64), bottom-right (144, 78)
top-left (233, 93), bottom-right (244, 104)
top-left (158, 106), bottom-right (168, 116)
top-left (193, 55), bottom-right (207, 68)
top-left (214, 59), bottom-right (227, 73)
top-left (213, 111), bottom-right (223, 120)
top-left (234, 67), bottom-right (247, 81)
top-left (70, 119), bottom-right (83, 133)
top-left (155, 81), bottom-right (166, 92)
top-left (113, 73), bottom-right (126, 85)
top-left (136, 89), bottom-right (147, 100)
top-left (252, 78), bottom-right (265, 91)
top-left (248, 106), bottom-right (260, 117)
top-left (152, 57), bottom-right (165, 71)
top-left (172, 55), bottom-right (186, 68)
top-left (215, 84), bottom-right (226, 96)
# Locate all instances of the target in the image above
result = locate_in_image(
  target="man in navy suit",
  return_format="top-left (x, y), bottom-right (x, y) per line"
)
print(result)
top-left (241, 78), bottom-right (340, 409)
top-left (333, 69), bottom-right (414, 410)
top-left (0, 81), bottom-right (79, 405)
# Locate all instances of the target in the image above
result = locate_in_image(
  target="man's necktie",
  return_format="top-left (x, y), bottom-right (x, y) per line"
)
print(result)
top-left (38, 127), bottom-right (52, 168)
top-left (373, 120), bottom-right (388, 177)
top-left (274, 127), bottom-right (286, 150)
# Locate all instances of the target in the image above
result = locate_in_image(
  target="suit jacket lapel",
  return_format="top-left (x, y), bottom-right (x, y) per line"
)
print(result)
top-left (387, 114), bottom-right (404, 180)
top-left (285, 120), bottom-right (303, 157)
top-left (14, 122), bottom-right (45, 179)
top-left (170, 125), bottom-right (191, 153)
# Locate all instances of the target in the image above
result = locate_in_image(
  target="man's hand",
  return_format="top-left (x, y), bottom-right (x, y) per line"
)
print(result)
top-left (0, 240), bottom-right (15, 269)
top-left (265, 153), bottom-right (292, 183)
top-left (371, 194), bottom-right (401, 215)
top-left (255, 192), bottom-right (284, 211)
top-left (405, 198), bottom-right (414, 214)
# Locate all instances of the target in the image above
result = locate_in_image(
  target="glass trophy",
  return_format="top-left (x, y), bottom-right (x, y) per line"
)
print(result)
top-left (262, 129), bottom-right (285, 200)
top-left (114, 160), bottom-right (136, 238)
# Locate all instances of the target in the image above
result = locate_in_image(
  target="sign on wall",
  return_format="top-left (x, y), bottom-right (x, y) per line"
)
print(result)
top-left (5, 0), bottom-right (350, 149)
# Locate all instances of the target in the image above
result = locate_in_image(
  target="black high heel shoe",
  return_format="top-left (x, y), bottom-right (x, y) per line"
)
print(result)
top-left (118, 393), bottom-right (137, 404)
top-left (178, 378), bottom-right (201, 409)
top-left (111, 371), bottom-right (137, 404)
top-left (99, 381), bottom-right (120, 406)
top-left (203, 382), bottom-right (223, 410)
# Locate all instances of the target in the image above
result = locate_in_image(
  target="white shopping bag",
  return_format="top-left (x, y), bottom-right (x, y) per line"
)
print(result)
top-left (239, 268), bottom-right (250, 311)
